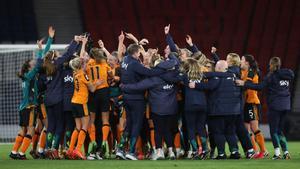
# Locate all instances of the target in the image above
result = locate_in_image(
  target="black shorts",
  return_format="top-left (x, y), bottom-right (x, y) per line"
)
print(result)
top-left (72, 103), bottom-right (89, 118)
top-left (36, 103), bottom-right (47, 120)
top-left (244, 103), bottom-right (261, 123)
top-left (88, 92), bottom-right (96, 113)
top-left (19, 107), bottom-right (36, 127)
top-left (94, 87), bottom-right (110, 113)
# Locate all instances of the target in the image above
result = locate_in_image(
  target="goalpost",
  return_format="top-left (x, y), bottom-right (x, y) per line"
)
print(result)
top-left (0, 44), bottom-right (67, 143)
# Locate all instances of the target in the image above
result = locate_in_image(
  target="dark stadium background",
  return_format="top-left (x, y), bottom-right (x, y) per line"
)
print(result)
top-left (0, 0), bottom-right (299, 140)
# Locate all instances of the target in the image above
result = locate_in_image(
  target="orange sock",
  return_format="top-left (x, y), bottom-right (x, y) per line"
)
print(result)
top-left (174, 132), bottom-right (181, 149)
top-left (197, 136), bottom-right (202, 147)
top-left (150, 128), bottom-right (156, 148)
top-left (255, 130), bottom-right (267, 152)
top-left (12, 134), bottom-right (24, 152)
top-left (250, 133), bottom-right (258, 151)
top-left (20, 135), bottom-right (32, 154)
top-left (135, 137), bottom-right (143, 153)
top-left (102, 124), bottom-right (110, 142)
top-left (69, 129), bottom-right (79, 151)
top-left (88, 124), bottom-right (96, 142)
top-left (76, 129), bottom-right (87, 151)
top-left (32, 131), bottom-right (40, 151)
top-left (39, 130), bottom-right (47, 150)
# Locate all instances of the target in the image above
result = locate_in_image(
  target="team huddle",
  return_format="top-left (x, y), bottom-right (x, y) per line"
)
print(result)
top-left (9, 25), bottom-right (294, 160)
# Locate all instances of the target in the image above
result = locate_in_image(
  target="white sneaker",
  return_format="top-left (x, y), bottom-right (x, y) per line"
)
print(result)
top-left (95, 152), bottom-right (103, 160)
top-left (151, 148), bottom-right (165, 160)
top-left (187, 150), bottom-right (193, 159)
top-left (150, 149), bottom-right (157, 160)
top-left (157, 149), bottom-right (165, 160)
top-left (87, 153), bottom-right (97, 160)
top-left (116, 149), bottom-right (126, 160)
top-left (176, 148), bottom-right (185, 159)
top-left (125, 153), bottom-right (138, 160)
top-left (167, 148), bottom-right (175, 160)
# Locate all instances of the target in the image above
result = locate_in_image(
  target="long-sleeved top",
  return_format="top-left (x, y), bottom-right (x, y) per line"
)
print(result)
top-left (121, 62), bottom-right (178, 115)
top-left (19, 37), bottom-right (53, 110)
top-left (195, 73), bottom-right (241, 116)
top-left (62, 66), bottom-right (74, 111)
top-left (120, 54), bottom-right (177, 100)
top-left (181, 75), bottom-right (207, 112)
top-left (166, 33), bottom-right (199, 54)
top-left (44, 40), bottom-right (78, 106)
top-left (244, 68), bottom-right (294, 111)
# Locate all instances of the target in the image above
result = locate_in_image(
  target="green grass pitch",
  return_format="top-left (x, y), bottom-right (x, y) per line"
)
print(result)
top-left (1, 142), bottom-right (300, 169)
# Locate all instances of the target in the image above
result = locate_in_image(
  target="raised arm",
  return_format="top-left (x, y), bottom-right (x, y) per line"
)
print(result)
top-left (211, 47), bottom-right (220, 63)
top-left (55, 36), bottom-right (80, 66)
top-left (98, 39), bottom-right (112, 58)
top-left (186, 35), bottom-right (199, 54)
top-left (165, 24), bottom-right (178, 53)
top-left (125, 32), bottom-right (139, 44)
top-left (25, 40), bottom-right (46, 80)
top-left (117, 31), bottom-right (125, 62)
top-left (43, 26), bottom-right (55, 55)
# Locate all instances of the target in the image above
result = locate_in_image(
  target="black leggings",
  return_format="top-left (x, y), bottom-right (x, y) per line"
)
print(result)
top-left (151, 113), bottom-right (177, 149)
top-left (184, 111), bottom-right (207, 140)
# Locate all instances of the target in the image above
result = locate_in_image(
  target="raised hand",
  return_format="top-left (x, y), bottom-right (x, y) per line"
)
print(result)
top-left (139, 38), bottom-right (149, 45)
top-left (82, 36), bottom-right (88, 44)
top-left (36, 38), bottom-right (45, 50)
top-left (211, 47), bottom-right (217, 54)
top-left (74, 35), bottom-right (82, 43)
top-left (118, 31), bottom-right (125, 42)
top-left (48, 26), bottom-right (55, 38)
top-left (98, 40), bottom-right (104, 49)
top-left (186, 35), bottom-right (193, 46)
top-left (164, 24), bottom-right (170, 35)
top-left (125, 32), bottom-right (138, 43)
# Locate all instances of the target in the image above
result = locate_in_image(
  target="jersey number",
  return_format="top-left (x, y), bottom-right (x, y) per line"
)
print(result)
top-left (90, 66), bottom-right (100, 80)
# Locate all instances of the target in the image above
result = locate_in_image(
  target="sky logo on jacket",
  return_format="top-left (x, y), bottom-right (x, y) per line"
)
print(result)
top-left (163, 84), bottom-right (174, 90)
top-left (121, 62), bottom-right (128, 70)
top-left (64, 75), bottom-right (73, 83)
top-left (279, 80), bottom-right (289, 86)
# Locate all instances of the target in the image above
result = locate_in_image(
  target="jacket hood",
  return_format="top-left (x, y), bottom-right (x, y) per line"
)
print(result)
top-left (275, 68), bottom-right (294, 80)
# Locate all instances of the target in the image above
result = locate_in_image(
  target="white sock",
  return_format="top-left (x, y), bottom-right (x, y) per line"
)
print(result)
top-left (274, 147), bottom-right (280, 156)
top-left (38, 148), bottom-right (44, 153)
top-left (19, 152), bottom-right (24, 156)
top-left (284, 151), bottom-right (289, 155)
top-left (11, 151), bottom-right (17, 154)
top-left (248, 148), bottom-right (254, 153)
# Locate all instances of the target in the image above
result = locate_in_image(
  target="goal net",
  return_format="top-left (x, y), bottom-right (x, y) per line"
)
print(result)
top-left (0, 44), bottom-right (67, 143)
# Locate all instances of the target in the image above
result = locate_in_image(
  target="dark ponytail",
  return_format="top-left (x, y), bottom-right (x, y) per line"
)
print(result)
top-left (43, 50), bottom-right (57, 76)
top-left (17, 59), bottom-right (31, 80)
top-left (244, 54), bottom-right (259, 74)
